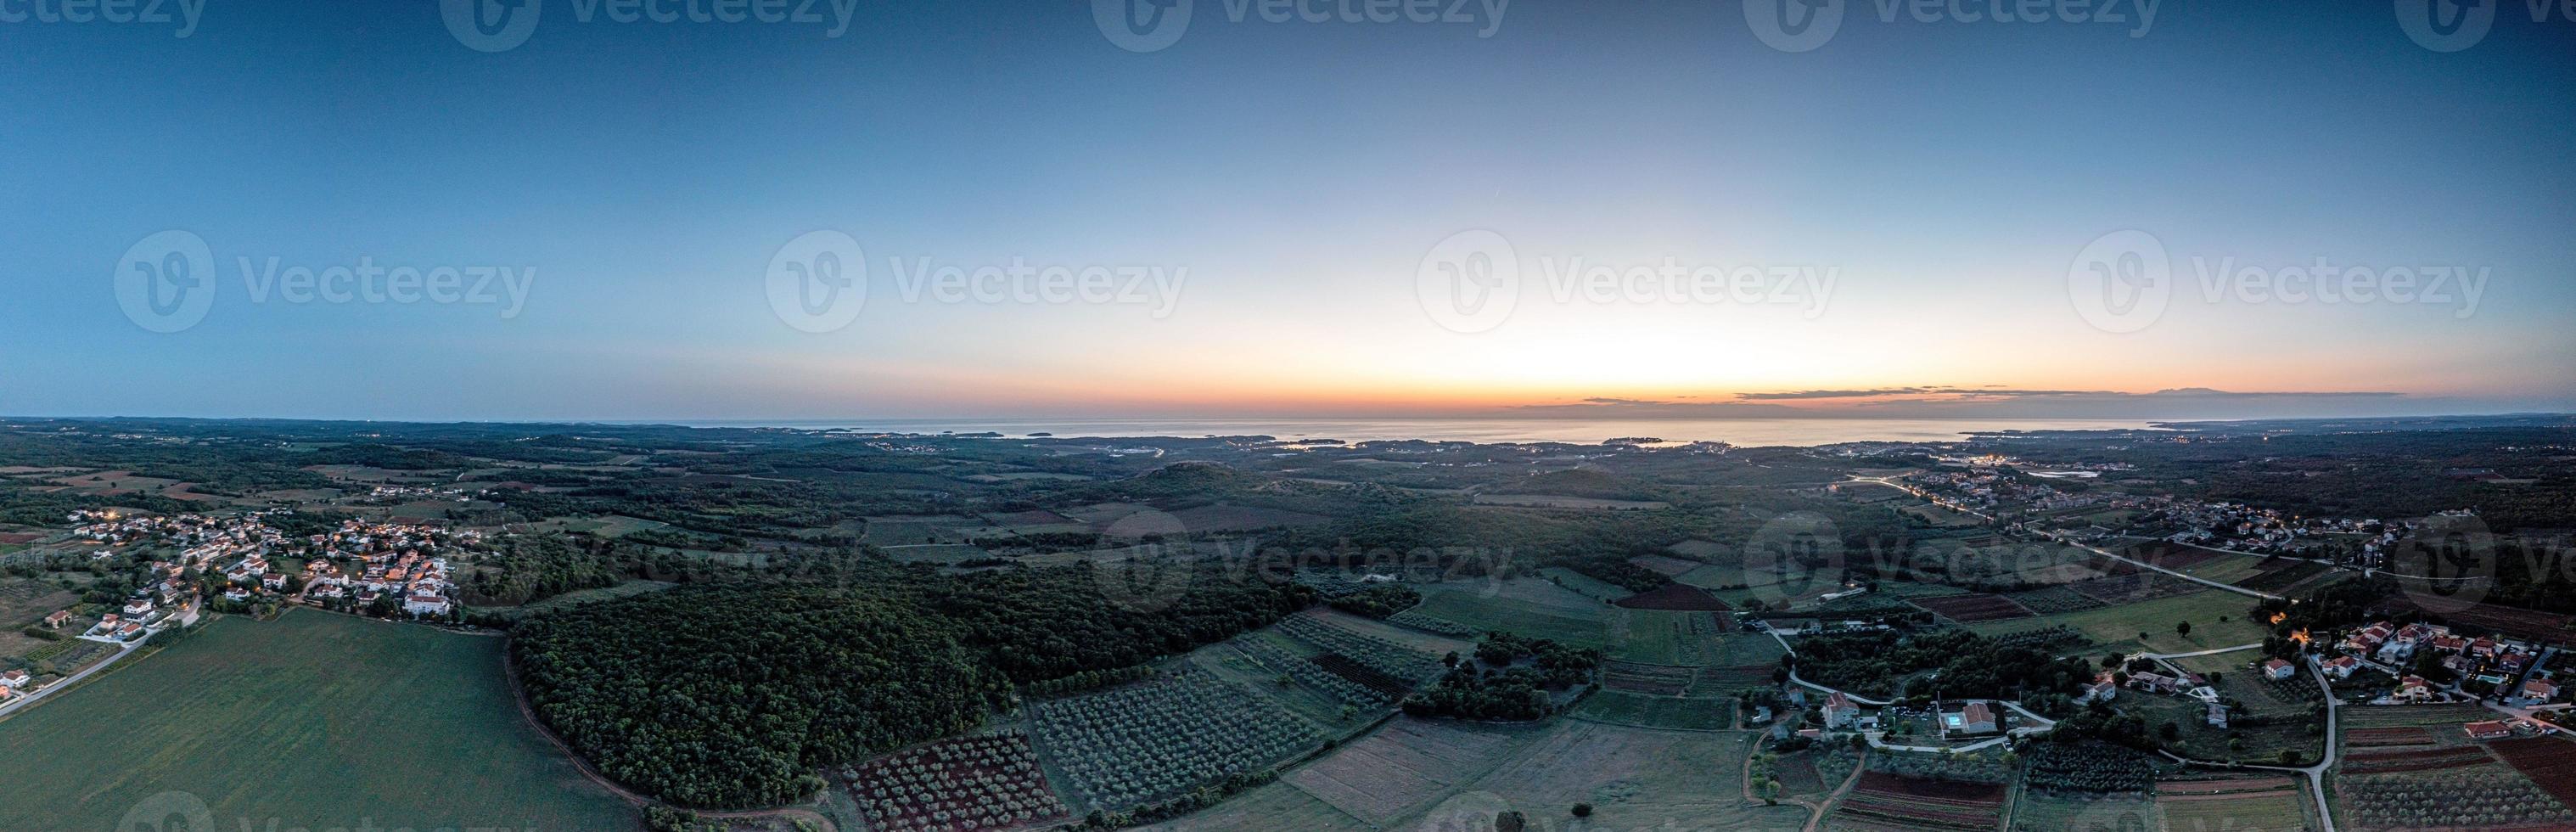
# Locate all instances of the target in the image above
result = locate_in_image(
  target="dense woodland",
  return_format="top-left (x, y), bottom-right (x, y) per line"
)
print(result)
top-left (509, 564), bottom-right (1305, 808)
top-left (514, 585), bottom-right (996, 808)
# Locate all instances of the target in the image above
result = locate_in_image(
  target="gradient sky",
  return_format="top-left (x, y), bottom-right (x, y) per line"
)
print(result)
top-left (3, 1), bottom-right (2570, 421)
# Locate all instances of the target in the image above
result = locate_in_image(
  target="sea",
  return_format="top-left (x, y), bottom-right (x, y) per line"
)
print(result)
top-left (668, 417), bottom-right (2178, 447)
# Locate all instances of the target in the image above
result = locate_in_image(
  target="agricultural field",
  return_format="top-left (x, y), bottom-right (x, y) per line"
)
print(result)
top-left (1165, 503), bottom-right (1329, 531)
top-left (1275, 614), bottom-right (1446, 684)
top-left (2337, 744), bottom-right (2495, 773)
top-left (1627, 554), bottom-right (1705, 577)
top-left (1827, 771), bottom-right (2007, 831)
top-left (2176, 556), bottom-right (2266, 585)
top-left (0, 612), bottom-right (634, 830)
top-left (1606, 608), bottom-right (1720, 666)
top-left (515, 514), bottom-right (670, 537)
top-left (1383, 610), bottom-right (1476, 638)
top-left (2010, 791), bottom-right (2159, 832)
top-left (1569, 690), bottom-right (1733, 731)
top-left (1232, 632), bottom-right (1405, 708)
top-left (1899, 503), bottom-right (1985, 528)
top-left (1969, 590), bottom-right (2262, 655)
top-left (1470, 493), bottom-right (1670, 510)
top-left (1143, 779), bottom-right (1365, 831)
top-left (1026, 665), bottom-right (1322, 811)
top-left (2019, 742), bottom-right (2159, 795)
top-left (844, 732), bottom-right (1069, 832)
top-left (0, 578), bottom-right (78, 660)
top-left (477, 579), bottom-right (676, 619)
top-left (2338, 703), bottom-right (2494, 729)
top-left (2124, 694), bottom-right (2321, 765)
top-left (1609, 582), bottom-right (1731, 612)
top-left (880, 543), bottom-right (996, 564)
top-left (2231, 560), bottom-right (2333, 594)
top-left (1910, 592), bottom-right (2038, 623)
top-left (2489, 736), bottom-right (2576, 806)
top-left (1277, 717), bottom-right (1527, 827)
top-left (2155, 776), bottom-right (2308, 832)
top-left (1601, 660), bottom-right (1696, 695)
top-left (2337, 765), bottom-right (2576, 829)
top-left (1410, 583), bottom-right (1607, 647)
top-left (1466, 719), bottom-right (1804, 830)
top-left (862, 519), bottom-right (974, 545)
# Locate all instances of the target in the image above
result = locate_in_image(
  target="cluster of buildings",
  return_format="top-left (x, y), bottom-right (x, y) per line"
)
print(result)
top-left (2337, 621), bottom-right (2561, 706)
top-left (288, 519), bottom-right (474, 616)
top-left (1900, 469), bottom-right (2417, 566)
top-left (300, 548), bottom-right (457, 616)
top-left (1810, 690), bottom-right (2010, 739)
top-left (71, 510), bottom-right (472, 621)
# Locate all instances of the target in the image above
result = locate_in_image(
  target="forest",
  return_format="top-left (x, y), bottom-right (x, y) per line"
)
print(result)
top-left (509, 562), bottom-right (1308, 808)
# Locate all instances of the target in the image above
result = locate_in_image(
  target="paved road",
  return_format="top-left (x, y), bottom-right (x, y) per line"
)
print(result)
top-left (1762, 627), bottom-right (1900, 706)
top-left (2158, 655), bottom-right (2340, 832)
top-left (1844, 479), bottom-right (2287, 602)
top-left (2046, 533), bottom-right (2282, 601)
top-left (0, 638), bottom-right (140, 720)
top-left (2143, 643), bottom-right (2263, 661)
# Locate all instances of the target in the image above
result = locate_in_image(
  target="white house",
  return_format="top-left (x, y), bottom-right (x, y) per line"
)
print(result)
top-left (404, 594), bottom-right (451, 616)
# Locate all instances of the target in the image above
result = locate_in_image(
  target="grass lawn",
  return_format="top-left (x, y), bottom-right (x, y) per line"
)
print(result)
top-left (1970, 590), bottom-right (2264, 655)
top-left (0, 610), bottom-right (633, 829)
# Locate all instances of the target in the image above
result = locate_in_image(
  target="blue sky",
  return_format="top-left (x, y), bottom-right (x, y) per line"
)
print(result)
top-left (2, 1), bottom-right (2569, 420)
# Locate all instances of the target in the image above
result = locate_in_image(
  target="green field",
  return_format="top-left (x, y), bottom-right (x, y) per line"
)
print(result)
top-left (2013, 790), bottom-right (2160, 832)
top-left (1971, 590), bottom-right (2264, 655)
top-left (1411, 587), bottom-right (1608, 647)
top-left (480, 579), bottom-right (678, 619)
top-left (1606, 609), bottom-right (1712, 665)
top-left (1536, 567), bottom-right (1633, 602)
top-left (1569, 690), bottom-right (1734, 731)
top-left (0, 611), bottom-right (634, 829)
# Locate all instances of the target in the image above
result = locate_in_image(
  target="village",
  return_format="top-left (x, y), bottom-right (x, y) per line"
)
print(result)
top-left (0, 509), bottom-right (474, 712)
